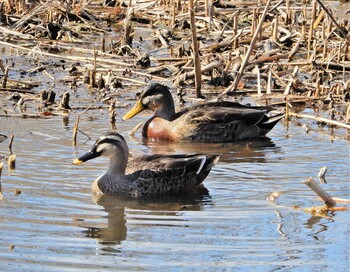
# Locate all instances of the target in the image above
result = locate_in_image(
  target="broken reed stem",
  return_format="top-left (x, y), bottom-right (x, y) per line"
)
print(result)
top-left (72, 94), bottom-right (104, 146)
top-left (0, 41), bottom-right (134, 68)
top-left (92, 47), bottom-right (97, 87)
top-left (318, 166), bottom-right (328, 178)
top-left (8, 154), bottom-right (16, 170)
top-left (315, 0), bottom-right (350, 44)
top-left (313, 9), bottom-right (325, 29)
top-left (2, 66), bottom-right (9, 88)
top-left (256, 66), bottom-right (261, 95)
top-left (285, 97), bottom-right (290, 121)
top-left (284, 66), bottom-right (299, 95)
top-left (72, 114), bottom-right (80, 146)
top-left (288, 35), bottom-right (302, 60)
top-left (304, 177), bottom-right (336, 208)
top-left (171, 3), bottom-right (176, 28)
top-left (8, 133), bottom-right (14, 155)
top-left (124, 0), bottom-right (133, 46)
top-left (189, 0), bottom-right (202, 98)
top-left (272, 17), bottom-right (278, 42)
top-left (129, 122), bottom-right (144, 136)
top-left (174, 60), bottom-right (221, 85)
top-left (221, 0), bottom-right (272, 96)
top-left (233, 13), bottom-right (238, 49)
top-left (109, 100), bottom-right (116, 131)
top-left (204, 0), bottom-right (209, 16)
top-left (101, 35), bottom-right (105, 52)
top-left (307, 0), bottom-right (317, 59)
top-left (289, 112), bottom-right (350, 129)
top-left (0, 60), bottom-right (5, 73)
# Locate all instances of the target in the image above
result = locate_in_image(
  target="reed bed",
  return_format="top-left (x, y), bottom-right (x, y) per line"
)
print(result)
top-left (0, 0), bottom-right (349, 131)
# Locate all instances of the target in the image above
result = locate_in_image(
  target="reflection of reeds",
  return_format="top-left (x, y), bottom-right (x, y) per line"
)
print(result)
top-left (0, 162), bottom-right (3, 180)
top-left (7, 154), bottom-right (16, 170)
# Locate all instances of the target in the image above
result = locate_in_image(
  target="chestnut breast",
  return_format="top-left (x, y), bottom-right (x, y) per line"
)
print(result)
top-left (144, 117), bottom-right (177, 141)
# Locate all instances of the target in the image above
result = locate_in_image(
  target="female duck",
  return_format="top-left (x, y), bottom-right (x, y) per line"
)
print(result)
top-left (123, 83), bottom-right (284, 142)
top-left (73, 132), bottom-right (219, 197)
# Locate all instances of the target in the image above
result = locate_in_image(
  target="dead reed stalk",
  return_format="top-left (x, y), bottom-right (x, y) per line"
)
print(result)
top-left (189, 0), bottom-right (202, 98)
top-left (221, 0), bottom-right (273, 96)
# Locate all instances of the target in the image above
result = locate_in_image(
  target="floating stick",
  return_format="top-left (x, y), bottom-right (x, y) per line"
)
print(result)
top-left (289, 112), bottom-right (350, 129)
top-left (304, 177), bottom-right (336, 208)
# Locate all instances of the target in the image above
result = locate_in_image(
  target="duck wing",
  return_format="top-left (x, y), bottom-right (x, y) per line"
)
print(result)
top-left (126, 154), bottom-right (219, 196)
top-left (172, 102), bottom-right (283, 141)
top-left (175, 102), bottom-right (270, 125)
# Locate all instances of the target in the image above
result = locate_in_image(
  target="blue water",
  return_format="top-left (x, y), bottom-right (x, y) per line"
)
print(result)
top-left (0, 108), bottom-right (349, 271)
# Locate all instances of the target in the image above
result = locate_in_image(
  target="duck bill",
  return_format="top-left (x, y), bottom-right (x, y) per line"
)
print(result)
top-left (73, 149), bottom-right (101, 165)
top-left (122, 100), bottom-right (145, 120)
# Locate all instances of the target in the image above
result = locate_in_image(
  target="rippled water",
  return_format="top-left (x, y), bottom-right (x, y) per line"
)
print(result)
top-left (0, 106), bottom-right (349, 271)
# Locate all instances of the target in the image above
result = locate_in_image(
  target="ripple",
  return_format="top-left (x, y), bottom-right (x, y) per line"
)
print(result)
top-left (0, 113), bottom-right (349, 271)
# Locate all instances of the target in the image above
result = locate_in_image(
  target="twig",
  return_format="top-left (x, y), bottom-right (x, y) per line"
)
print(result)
top-left (72, 115), bottom-right (80, 147)
top-left (289, 112), bottom-right (350, 129)
top-left (174, 60), bottom-right (222, 85)
top-left (0, 41), bottom-right (133, 68)
top-left (304, 177), bottom-right (336, 207)
top-left (0, 113), bottom-right (52, 118)
top-left (72, 94), bottom-right (104, 146)
top-left (129, 122), bottom-right (144, 136)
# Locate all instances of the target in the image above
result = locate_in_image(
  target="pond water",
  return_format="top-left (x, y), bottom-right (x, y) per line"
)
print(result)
top-left (0, 102), bottom-right (349, 271)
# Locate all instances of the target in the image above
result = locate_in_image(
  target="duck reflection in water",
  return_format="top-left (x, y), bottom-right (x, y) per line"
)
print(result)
top-left (79, 187), bottom-right (211, 249)
top-left (140, 137), bottom-right (279, 164)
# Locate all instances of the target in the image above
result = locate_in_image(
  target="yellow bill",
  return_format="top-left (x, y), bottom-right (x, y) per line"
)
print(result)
top-left (73, 159), bottom-right (83, 165)
top-left (122, 100), bottom-right (145, 120)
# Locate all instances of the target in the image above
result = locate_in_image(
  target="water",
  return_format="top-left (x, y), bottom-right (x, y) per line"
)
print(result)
top-left (0, 106), bottom-right (349, 271)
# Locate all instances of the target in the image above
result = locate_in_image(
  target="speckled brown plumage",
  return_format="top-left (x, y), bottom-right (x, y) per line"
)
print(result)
top-left (74, 132), bottom-right (219, 197)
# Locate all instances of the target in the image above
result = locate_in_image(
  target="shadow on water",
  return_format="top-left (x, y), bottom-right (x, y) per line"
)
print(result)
top-left (137, 137), bottom-right (281, 163)
top-left (79, 186), bottom-right (211, 249)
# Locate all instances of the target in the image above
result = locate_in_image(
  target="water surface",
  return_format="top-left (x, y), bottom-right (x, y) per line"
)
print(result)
top-left (0, 107), bottom-right (349, 271)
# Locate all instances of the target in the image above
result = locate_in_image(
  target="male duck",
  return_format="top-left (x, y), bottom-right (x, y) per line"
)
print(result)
top-left (122, 83), bottom-right (284, 143)
top-left (73, 132), bottom-right (219, 197)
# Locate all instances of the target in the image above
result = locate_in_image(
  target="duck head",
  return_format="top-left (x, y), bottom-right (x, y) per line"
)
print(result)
top-left (73, 132), bottom-right (129, 174)
top-left (122, 83), bottom-right (176, 121)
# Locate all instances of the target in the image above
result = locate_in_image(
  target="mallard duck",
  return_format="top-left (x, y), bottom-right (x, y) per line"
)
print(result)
top-left (73, 132), bottom-right (219, 197)
top-left (122, 83), bottom-right (284, 142)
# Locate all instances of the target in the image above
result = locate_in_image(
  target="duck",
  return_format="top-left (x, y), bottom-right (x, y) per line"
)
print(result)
top-left (122, 83), bottom-right (284, 143)
top-left (73, 132), bottom-right (219, 197)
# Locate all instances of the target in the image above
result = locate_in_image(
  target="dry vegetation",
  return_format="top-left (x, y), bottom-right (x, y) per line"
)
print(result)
top-left (0, 0), bottom-right (349, 132)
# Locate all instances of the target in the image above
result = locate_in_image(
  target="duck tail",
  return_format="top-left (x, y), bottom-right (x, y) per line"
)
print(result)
top-left (259, 110), bottom-right (284, 129)
top-left (195, 155), bottom-right (220, 174)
